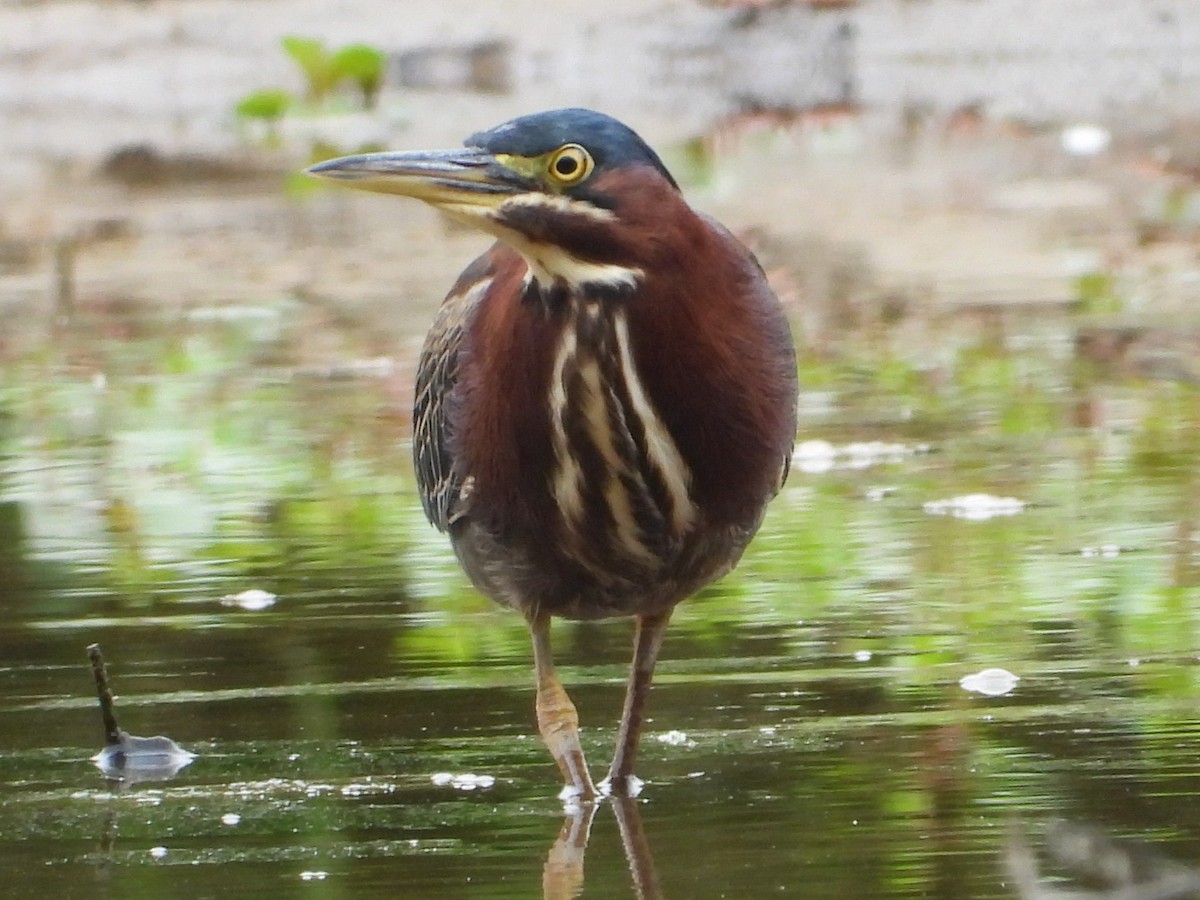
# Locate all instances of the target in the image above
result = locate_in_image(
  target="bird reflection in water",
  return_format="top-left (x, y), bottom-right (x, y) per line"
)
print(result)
top-left (543, 797), bottom-right (661, 900)
top-left (1006, 819), bottom-right (1200, 900)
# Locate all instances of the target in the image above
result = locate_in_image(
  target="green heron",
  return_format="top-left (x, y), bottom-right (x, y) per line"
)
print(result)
top-left (308, 109), bottom-right (797, 798)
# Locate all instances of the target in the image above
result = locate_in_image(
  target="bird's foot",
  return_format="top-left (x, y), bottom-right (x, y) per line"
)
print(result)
top-left (553, 747), bottom-right (598, 802)
top-left (599, 772), bottom-right (645, 798)
top-left (537, 680), bottom-right (598, 799)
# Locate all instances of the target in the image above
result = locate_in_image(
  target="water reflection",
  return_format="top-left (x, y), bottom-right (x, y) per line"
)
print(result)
top-left (611, 798), bottom-right (663, 900)
top-left (539, 797), bottom-right (664, 900)
top-left (91, 735), bottom-right (194, 785)
top-left (544, 804), bottom-right (595, 900)
top-left (1007, 820), bottom-right (1200, 900)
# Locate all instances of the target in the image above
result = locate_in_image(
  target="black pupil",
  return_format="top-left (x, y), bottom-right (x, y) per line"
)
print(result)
top-left (555, 154), bottom-right (579, 177)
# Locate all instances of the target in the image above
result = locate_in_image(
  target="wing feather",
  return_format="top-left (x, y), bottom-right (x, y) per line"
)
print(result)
top-left (412, 249), bottom-right (499, 531)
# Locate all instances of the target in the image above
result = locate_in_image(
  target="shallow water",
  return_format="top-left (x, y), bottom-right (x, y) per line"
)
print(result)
top-left (2, 295), bottom-right (1199, 899)
top-left (3, 2), bottom-right (1200, 891)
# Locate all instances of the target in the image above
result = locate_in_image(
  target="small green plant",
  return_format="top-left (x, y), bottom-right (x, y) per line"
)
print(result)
top-left (332, 44), bottom-right (387, 110)
top-left (235, 89), bottom-right (291, 122)
top-left (1075, 271), bottom-right (1122, 315)
top-left (233, 37), bottom-right (389, 164)
top-left (235, 36), bottom-right (388, 127)
top-left (281, 36), bottom-right (341, 104)
top-left (234, 89), bottom-right (292, 145)
top-left (278, 36), bottom-right (387, 110)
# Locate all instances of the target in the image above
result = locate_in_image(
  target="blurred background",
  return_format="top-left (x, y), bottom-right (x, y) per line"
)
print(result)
top-left (2, 1), bottom-right (1200, 898)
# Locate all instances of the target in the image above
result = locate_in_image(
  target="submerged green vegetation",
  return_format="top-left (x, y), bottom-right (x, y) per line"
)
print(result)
top-left (1, 277), bottom-right (1196, 664)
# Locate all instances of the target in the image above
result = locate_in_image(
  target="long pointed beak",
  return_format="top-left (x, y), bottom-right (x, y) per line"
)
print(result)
top-left (305, 148), bottom-right (528, 208)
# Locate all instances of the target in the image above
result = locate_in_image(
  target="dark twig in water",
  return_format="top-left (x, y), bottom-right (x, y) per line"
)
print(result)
top-left (86, 643), bottom-right (121, 747)
top-left (85, 642), bottom-right (196, 782)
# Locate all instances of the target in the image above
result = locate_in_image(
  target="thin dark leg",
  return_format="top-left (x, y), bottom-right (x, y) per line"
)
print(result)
top-left (530, 612), bottom-right (597, 799)
top-left (604, 612), bottom-right (671, 793)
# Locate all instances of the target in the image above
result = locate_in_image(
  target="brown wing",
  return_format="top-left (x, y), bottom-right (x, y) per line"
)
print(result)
top-left (412, 247), bottom-right (501, 531)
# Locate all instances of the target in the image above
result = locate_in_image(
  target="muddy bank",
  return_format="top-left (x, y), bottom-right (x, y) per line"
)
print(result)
top-left (1, 0), bottom-right (1199, 350)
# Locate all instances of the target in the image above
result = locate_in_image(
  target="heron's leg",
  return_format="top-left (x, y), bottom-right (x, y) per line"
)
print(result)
top-left (530, 612), bottom-right (597, 799)
top-left (604, 612), bottom-right (671, 794)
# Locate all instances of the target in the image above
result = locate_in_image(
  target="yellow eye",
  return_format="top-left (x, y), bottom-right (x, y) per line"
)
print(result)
top-left (547, 144), bottom-right (593, 185)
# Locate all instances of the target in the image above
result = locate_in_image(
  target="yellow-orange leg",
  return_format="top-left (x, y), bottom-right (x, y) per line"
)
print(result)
top-left (604, 612), bottom-right (671, 794)
top-left (531, 613), bottom-right (598, 800)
